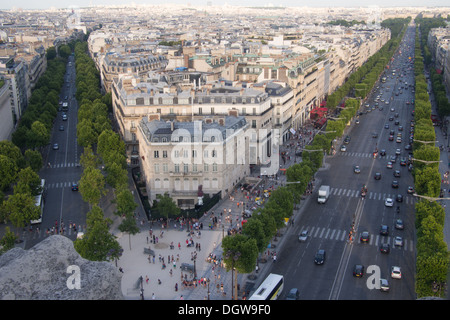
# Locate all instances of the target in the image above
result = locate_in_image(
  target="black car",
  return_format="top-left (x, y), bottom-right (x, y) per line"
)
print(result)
top-left (59, 125), bottom-right (64, 131)
top-left (374, 172), bottom-right (381, 180)
top-left (392, 180), bottom-right (399, 188)
top-left (344, 136), bottom-right (351, 144)
top-left (396, 194), bottom-right (403, 202)
top-left (353, 264), bottom-right (365, 277)
top-left (380, 225), bottom-right (389, 236)
top-left (360, 231), bottom-right (370, 243)
top-left (314, 249), bottom-right (326, 265)
top-left (394, 170), bottom-right (401, 177)
top-left (380, 243), bottom-right (390, 254)
top-left (72, 183), bottom-right (79, 191)
top-left (380, 149), bottom-right (386, 156)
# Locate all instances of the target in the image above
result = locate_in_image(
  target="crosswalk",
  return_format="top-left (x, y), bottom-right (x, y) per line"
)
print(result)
top-left (23, 225), bottom-right (85, 240)
top-left (49, 162), bottom-right (80, 168)
top-left (46, 181), bottom-right (79, 189)
top-left (338, 151), bottom-right (379, 158)
top-left (329, 187), bottom-right (416, 205)
top-left (299, 225), bottom-right (414, 252)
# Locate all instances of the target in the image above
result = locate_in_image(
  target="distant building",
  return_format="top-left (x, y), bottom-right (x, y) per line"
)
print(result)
top-left (100, 52), bottom-right (168, 93)
top-left (112, 74), bottom-right (274, 167)
top-left (0, 79), bottom-right (14, 141)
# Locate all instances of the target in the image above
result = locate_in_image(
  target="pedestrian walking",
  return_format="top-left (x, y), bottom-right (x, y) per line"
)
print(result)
top-left (145, 276), bottom-right (149, 284)
top-left (175, 283), bottom-right (178, 292)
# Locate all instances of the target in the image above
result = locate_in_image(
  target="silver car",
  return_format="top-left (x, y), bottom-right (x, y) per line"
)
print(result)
top-left (394, 236), bottom-right (403, 247)
top-left (298, 230), bottom-right (308, 242)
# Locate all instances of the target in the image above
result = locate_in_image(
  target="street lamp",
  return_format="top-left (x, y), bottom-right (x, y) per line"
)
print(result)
top-left (226, 250), bottom-right (241, 300)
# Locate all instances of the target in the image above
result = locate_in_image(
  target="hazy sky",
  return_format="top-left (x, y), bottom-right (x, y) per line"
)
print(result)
top-left (3, 0), bottom-right (450, 10)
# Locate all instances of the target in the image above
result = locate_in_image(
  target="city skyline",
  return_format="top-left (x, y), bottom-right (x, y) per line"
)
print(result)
top-left (2, 0), bottom-right (450, 10)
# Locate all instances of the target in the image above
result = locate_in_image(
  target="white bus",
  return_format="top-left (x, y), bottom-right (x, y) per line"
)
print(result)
top-left (31, 179), bottom-right (45, 224)
top-left (249, 273), bottom-right (284, 300)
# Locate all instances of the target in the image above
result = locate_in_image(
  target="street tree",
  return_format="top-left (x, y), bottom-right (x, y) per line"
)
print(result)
top-left (0, 155), bottom-right (18, 191)
top-left (79, 167), bottom-right (106, 206)
top-left (118, 214), bottom-right (140, 250)
top-left (74, 205), bottom-right (122, 262)
top-left (0, 226), bottom-right (17, 254)
top-left (3, 192), bottom-right (40, 232)
top-left (153, 193), bottom-right (181, 220)
top-left (24, 149), bottom-right (43, 172)
top-left (14, 166), bottom-right (41, 196)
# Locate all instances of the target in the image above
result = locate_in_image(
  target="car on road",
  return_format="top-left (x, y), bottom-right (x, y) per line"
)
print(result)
top-left (340, 145), bottom-right (347, 152)
top-left (396, 194), bottom-right (403, 202)
top-left (72, 183), bottom-right (79, 191)
top-left (385, 198), bottom-right (394, 207)
top-left (395, 219), bottom-right (404, 230)
top-left (407, 186), bottom-right (415, 194)
top-left (298, 230), bottom-right (308, 242)
top-left (314, 250), bottom-right (326, 265)
top-left (394, 236), bottom-right (403, 247)
top-left (59, 125), bottom-right (64, 131)
top-left (374, 172), bottom-right (381, 180)
top-left (344, 136), bottom-right (351, 144)
top-left (380, 278), bottom-right (390, 292)
top-left (394, 170), bottom-right (401, 177)
top-left (386, 161), bottom-right (393, 169)
top-left (285, 288), bottom-right (300, 300)
top-left (353, 264), bottom-right (365, 277)
top-left (372, 132), bottom-right (378, 138)
top-left (391, 266), bottom-right (402, 279)
top-left (380, 149), bottom-right (386, 156)
top-left (360, 231), bottom-right (370, 243)
top-left (62, 114), bottom-right (68, 121)
top-left (380, 243), bottom-right (390, 254)
top-left (392, 180), bottom-right (399, 188)
top-left (385, 124), bottom-right (390, 129)
top-left (380, 224), bottom-right (389, 236)
top-left (353, 165), bottom-right (361, 174)
top-left (52, 143), bottom-right (59, 150)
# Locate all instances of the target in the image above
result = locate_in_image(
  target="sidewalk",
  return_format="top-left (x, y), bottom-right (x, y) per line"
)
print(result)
top-left (109, 130), bottom-right (322, 300)
top-left (100, 124), bottom-right (307, 299)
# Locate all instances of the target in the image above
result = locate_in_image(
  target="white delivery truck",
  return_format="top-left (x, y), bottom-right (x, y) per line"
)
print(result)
top-left (317, 185), bottom-right (330, 204)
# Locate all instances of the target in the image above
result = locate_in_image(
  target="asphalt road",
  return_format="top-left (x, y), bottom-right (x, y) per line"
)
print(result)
top-left (268, 24), bottom-right (418, 300)
top-left (24, 55), bottom-right (88, 249)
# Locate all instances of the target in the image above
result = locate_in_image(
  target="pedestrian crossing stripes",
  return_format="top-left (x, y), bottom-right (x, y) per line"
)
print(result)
top-left (49, 162), bottom-right (80, 168)
top-left (23, 225), bottom-right (85, 240)
top-left (46, 181), bottom-right (79, 189)
top-left (337, 151), bottom-right (395, 158)
top-left (299, 225), bottom-right (414, 252)
top-left (329, 187), bottom-right (416, 205)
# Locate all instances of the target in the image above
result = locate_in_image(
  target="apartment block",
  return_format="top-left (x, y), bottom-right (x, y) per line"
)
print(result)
top-left (136, 116), bottom-right (250, 208)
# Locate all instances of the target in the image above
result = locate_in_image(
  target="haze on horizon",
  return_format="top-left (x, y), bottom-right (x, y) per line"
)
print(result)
top-left (3, 0), bottom-right (450, 10)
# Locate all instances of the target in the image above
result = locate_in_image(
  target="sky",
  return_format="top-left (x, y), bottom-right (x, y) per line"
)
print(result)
top-left (2, 0), bottom-right (450, 10)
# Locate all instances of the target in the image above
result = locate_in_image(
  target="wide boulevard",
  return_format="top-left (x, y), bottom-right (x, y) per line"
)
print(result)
top-left (269, 23), bottom-right (418, 300)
